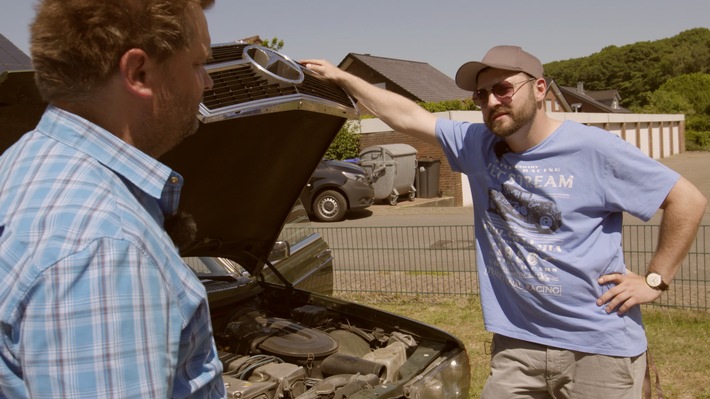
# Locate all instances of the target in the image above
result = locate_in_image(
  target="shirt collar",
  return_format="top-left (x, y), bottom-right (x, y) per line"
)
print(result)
top-left (37, 105), bottom-right (183, 214)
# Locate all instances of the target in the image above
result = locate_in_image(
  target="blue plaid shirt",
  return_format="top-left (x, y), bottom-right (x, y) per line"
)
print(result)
top-left (0, 106), bottom-right (225, 398)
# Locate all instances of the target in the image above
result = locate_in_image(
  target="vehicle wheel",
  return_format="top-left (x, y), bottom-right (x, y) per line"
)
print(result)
top-left (388, 194), bottom-right (398, 206)
top-left (313, 190), bottom-right (347, 222)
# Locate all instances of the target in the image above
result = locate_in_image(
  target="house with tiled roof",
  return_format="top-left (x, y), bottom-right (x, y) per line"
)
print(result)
top-left (558, 82), bottom-right (630, 113)
top-left (586, 88), bottom-right (623, 109)
top-left (338, 53), bottom-right (472, 105)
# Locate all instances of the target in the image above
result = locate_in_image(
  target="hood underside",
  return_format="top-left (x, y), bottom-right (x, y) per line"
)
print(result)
top-left (0, 43), bottom-right (357, 276)
top-left (160, 43), bottom-right (357, 274)
top-left (0, 70), bottom-right (46, 150)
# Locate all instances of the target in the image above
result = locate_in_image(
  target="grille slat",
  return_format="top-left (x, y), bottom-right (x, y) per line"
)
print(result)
top-left (208, 43), bottom-right (248, 64)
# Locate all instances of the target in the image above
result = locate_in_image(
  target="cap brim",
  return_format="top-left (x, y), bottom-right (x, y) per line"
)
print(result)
top-left (455, 61), bottom-right (531, 91)
top-left (455, 61), bottom-right (488, 91)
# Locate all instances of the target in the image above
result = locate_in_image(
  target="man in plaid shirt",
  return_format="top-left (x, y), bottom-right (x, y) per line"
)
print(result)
top-left (0, 1), bottom-right (225, 397)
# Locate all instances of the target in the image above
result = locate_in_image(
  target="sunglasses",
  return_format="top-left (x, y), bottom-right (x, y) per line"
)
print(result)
top-left (472, 77), bottom-right (537, 106)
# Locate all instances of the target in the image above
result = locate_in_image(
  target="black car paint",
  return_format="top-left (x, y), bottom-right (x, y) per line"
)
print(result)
top-left (300, 159), bottom-right (374, 222)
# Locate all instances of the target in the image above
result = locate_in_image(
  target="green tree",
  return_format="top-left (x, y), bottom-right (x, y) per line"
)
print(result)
top-left (642, 73), bottom-right (710, 150)
top-left (543, 28), bottom-right (710, 109)
top-left (260, 37), bottom-right (284, 51)
top-left (324, 121), bottom-right (360, 160)
top-left (641, 90), bottom-right (693, 114)
top-left (644, 73), bottom-right (710, 115)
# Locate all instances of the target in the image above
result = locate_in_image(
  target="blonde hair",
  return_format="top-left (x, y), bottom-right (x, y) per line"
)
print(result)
top-left (30, 0), bottom-right (215, 102)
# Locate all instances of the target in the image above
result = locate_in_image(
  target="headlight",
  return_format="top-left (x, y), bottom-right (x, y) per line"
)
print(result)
top-left (342, 171), bottom-right (368, 184)
top-left (404, 350), bottom-right (471, 399)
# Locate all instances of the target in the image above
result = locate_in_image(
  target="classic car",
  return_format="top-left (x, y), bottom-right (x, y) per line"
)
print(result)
top-left (0, 42), bottom-right (471, 399)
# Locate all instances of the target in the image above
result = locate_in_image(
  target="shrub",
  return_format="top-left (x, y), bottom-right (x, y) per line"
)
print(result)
top-left (686, 130), bottom-right (710, 151)
top-left (324, 121), bottom-right (360, 160)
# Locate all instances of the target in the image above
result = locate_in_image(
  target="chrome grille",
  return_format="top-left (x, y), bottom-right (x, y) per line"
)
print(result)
top-left (202, 65), bottom-right (298, 110)
top-left (199, 42), bottom-right (356, 123)
top-left (300, 73), bottom-right (353, 107)
top-left (208, 43), bottom-right (248, 64)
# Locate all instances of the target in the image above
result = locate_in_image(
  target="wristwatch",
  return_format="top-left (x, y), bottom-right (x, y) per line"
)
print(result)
top-left (645, 272), bottom-right (669, 291)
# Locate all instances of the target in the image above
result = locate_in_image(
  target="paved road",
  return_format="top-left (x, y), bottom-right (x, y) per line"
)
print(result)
top-left (314, 151), bottom-right (710, 228)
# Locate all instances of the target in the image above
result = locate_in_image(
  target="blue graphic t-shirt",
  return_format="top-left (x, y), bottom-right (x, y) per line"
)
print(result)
top-left (436, 118), bottom-right (679, 357)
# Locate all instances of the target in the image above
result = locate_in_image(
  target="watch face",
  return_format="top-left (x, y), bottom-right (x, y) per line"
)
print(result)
top-left (646, 273), bottom-right (662, 287)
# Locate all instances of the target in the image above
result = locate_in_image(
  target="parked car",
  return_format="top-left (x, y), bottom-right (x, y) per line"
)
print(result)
top-left (301, 159), bottom-right (374, 222)
top-left (0, 43), bottom-right (471, 399)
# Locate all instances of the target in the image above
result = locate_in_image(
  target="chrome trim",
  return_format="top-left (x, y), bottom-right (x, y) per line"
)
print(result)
top-left (198, 43), bottom-right (357, 123)
top-left (288, 232), bottom-right (324, 255)
top-left (241, 45), bottom-right (305, 86)
top-left (198, 95), bottom-right (356, 123)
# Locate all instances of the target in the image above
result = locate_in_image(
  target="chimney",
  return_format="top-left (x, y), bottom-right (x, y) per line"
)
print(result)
top-left (576, 82), bottom-right (585, 94)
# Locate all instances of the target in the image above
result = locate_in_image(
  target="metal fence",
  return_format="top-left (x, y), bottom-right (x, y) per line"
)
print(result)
top-left (315, 224), bottom-right (710, 312)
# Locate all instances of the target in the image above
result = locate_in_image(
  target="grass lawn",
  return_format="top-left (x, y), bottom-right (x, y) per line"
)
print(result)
top-left (338, 294), bottom-right (710, 399)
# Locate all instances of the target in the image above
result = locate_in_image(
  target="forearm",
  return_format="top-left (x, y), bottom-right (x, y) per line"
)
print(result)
top-left (648, 176), bottom-right (707, 283)
top-left (303, 59), bottom-right (438, 144)
top-left (338, 73), bottom-right (436, 138)
top-left (597, 177), bottom-right (705, 314)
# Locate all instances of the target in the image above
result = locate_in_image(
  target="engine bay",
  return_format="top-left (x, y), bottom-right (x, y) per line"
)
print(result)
top-left (212, 294), bottom-right (443, 399)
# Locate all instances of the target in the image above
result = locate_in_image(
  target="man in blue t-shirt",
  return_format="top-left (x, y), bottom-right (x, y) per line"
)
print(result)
top-left (302, 46), bottom-right (706, 398)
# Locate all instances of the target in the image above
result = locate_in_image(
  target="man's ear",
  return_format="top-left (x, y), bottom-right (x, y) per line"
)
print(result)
top-left (119, 48), bottom-right (154, 98)
top-left (534, 78), bottom-right (547, 101)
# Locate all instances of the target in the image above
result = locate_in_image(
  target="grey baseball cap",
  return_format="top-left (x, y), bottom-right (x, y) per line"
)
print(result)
top-left (455, 45), bottom-right (544, 91)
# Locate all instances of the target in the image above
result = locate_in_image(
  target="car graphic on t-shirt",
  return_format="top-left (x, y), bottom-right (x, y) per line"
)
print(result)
top-left (488, 182), bottom-right (562, 233)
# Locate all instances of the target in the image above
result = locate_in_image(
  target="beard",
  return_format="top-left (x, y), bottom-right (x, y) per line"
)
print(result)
top-left (156, 84), bottom-right (201, 155)
top-left (484, 90), bottom-right (536, 138)
top-left (138, 83), bottom-right (201, 158)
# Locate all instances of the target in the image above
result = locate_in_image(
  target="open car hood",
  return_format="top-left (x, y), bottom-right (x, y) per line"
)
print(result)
top-left (160, 43), bottom-right (357, 274)
top-left (0, 70), bottom-right (47, 151)
top-left (0, 43), bottom-right (356, 276)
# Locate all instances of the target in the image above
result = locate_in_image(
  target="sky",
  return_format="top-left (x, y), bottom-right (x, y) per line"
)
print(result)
top-left (1, 0), bottom-right (709, 79)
